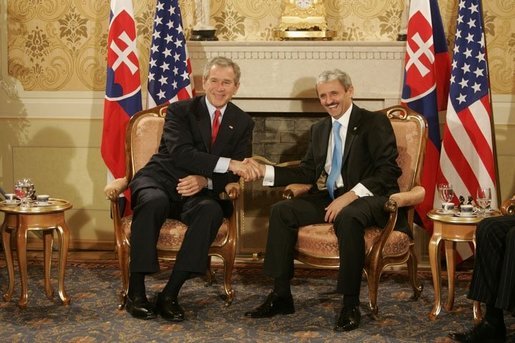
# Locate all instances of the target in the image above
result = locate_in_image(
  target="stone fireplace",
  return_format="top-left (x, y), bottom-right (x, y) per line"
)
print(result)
top-left (188, 41), bottom-right (407, 256)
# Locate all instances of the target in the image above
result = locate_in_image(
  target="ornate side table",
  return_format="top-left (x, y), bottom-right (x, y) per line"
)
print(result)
top-left (0, 198), bottom-right (72, 307)
top-left (427, 209), bottom-right (500, 322)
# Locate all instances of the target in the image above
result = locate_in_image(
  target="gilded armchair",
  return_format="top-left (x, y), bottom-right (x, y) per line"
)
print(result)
top-left (103, 104), bottom-right (241, 308)
top-left (278, 105), bottom-right (428, 318)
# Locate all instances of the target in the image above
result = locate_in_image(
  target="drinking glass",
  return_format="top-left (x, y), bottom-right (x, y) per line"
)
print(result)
top-left (437, 183), bottom-right (454, 212)
top-left (476, 187), bottom-right (492, 216)
top-left (14, 178), bottom-right (35, 208)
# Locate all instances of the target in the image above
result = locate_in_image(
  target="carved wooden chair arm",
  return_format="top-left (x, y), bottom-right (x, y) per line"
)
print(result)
top-left (104, 177), bottom-right (129, 201)
top-left (221, 182), bottom-right (241, 200)
top-left (387, 185), bottom-right (426, 210)
top-left (500, 195), bottom-right (515, 215)
top-left (283, 183), bottom-right (313, 199)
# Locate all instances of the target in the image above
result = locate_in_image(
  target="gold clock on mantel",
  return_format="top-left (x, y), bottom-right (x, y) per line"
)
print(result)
top-left (275, 0), bottom-right (335, 40)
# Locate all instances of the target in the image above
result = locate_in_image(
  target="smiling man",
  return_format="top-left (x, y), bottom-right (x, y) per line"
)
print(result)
top-left (125, 56), bottom-right (258, 322)
top-left (244, 69), bottom-right (408, 332)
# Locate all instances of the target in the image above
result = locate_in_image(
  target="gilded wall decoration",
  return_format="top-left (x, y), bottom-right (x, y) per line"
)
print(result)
top-left (5, 0), bottom-right (514, 94)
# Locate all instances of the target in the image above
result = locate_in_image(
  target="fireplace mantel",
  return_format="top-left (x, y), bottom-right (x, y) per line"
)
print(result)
top-left (188, 41), bottom-right (406, 113)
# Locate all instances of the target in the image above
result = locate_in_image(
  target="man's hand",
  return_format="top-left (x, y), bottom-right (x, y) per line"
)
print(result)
top-left (229, 159), bottom-right (264, 182)
top-left (324, 190), bottom-right (358, 223)
top-left (177, 175), bottom-right (208, 197)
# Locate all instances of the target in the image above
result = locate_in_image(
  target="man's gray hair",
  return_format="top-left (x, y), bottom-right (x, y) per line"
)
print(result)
top-left (203, 56), bottom-right (241, 84)
top-left (316, 69), bottom-right (353, 91)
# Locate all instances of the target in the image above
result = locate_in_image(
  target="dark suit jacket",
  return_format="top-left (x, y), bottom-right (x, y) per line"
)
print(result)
top-left (130, 96), bottom-right (254, 203)
top-left (273, 104), bottom-right (407, 233)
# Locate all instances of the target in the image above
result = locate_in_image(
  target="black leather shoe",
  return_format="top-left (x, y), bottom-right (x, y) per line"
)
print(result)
top-left (156, 292), bottom-right (185, 322)
top-left (125, 295), bottom-right (157, 320)
top-left (244, 292), bottom-right (295, 318)
top-left (448, 320), bottom-right (506, 342)
top-left (334, 305), bottom-right (361, 332)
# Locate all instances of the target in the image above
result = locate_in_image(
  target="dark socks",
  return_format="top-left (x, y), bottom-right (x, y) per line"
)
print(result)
top-left (485, 304), bottom-right (505, 327)
top-left (128, 272), bottom-right (146, 299)
top-left (343, 295), bottom-right (359, 308)
top-left (273, 278), bottom-right (292, 298)
top-left (162, 270), bottom-right (190, 299)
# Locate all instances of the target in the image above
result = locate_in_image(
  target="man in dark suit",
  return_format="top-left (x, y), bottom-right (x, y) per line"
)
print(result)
top-left (126, 57), bottom-right (257, 321)
top-left (244, 69), bottom-right (407, 332)
top-left (449, 212), bottom-right (515, 342)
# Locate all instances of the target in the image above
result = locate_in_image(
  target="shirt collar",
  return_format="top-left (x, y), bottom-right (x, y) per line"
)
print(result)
top-left (205, 97), bottom-right (227, 119)
top-left (331, 103), bottom-right (353, 129)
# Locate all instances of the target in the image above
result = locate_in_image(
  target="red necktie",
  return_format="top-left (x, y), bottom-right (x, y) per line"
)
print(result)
top-left (211, 109), bottom-right (221, 145)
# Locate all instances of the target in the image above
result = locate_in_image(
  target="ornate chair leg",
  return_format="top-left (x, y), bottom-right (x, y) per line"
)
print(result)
top-left (407, 249), bottom-right (423, 300)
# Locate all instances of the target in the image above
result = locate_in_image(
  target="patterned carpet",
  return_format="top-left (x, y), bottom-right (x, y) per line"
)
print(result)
top-left (0, 260), bottom-right (514, 342)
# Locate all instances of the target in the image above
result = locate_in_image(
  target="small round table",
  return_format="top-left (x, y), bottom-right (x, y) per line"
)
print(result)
top-left (0, 198), bottom-right (72, 307)
top-left (427, 209), bottom-right (500, 322)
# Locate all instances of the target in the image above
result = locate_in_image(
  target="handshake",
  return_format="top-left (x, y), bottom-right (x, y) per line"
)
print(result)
top-left (228, 158), bottom-right (266, 182)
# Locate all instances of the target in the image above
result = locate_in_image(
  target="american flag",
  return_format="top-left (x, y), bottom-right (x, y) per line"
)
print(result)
top-left (101, 0), bottom-right (142, 183)
top-left (401, 0), bottom-right (450, 235)
top-left (147, 0), bottom-right (194, 107)
top-left (439, 0), bottom-right (498, 260)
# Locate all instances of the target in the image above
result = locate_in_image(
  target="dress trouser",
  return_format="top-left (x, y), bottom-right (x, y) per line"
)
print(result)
top-left (129, 187), bottom-right (224, 275)
top-left (468, 215), bottom-right (515, 311)
top-left (263, 192), bottom-right (389, 297)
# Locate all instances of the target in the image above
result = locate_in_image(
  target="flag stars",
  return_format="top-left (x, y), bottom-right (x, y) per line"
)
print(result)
top-left (459, 78), bottom-right (469, 88)
top-left (158, 75), bottom-right (168, 86)
top-left (155, 15), bottom-right (163, 26)
top-left (463, 48), bottom-right (473, 58)
top-left (159, 61), bottom-right (170, 72)
top-left (165, 34), bottom-right (173, 44)
top-left (181, 70), bottom-right (189, 80)
top-left (467, 18), bottom-right (476, 29)
top-left (169, 6), bottom-right (176, 15)
top-left (471, 82), bottom-right (481, 93)
top-left (152, 30), bottom-right (161, 40)
top-left (456, 93), bottom-right (467, 104)
top-left (469, 3), bottom-right (478, 13)
top-left (473, 67), bottom-right (484, 78)
top-left (461, 63), bottom-right (471, 74)
top-left (156, 2), bottom-right (164, 11)
top-left (173, 52), bottom-right (181, 62)
top-left (174, 39), bottom-right (183, 48)
top-left (163, 47), bottom-right (172, 58)
top-left (172, 80), bottom-right (178, 89)
top-left (157, 89), bottom-right (166, 99)
top-left (465, 33), bottom-right (474, 43)
top-left (173, 66), bottom-right (179, 75)
top-left (476, 51), bottom-right (485, 63)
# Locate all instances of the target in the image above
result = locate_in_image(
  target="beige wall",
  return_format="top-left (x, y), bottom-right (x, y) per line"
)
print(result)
top-left (1, 0), bottom-right (514, 251)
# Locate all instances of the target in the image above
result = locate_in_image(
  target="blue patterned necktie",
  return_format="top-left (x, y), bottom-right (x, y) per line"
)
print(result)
top-left (326, 121), bottom-right (342, 199)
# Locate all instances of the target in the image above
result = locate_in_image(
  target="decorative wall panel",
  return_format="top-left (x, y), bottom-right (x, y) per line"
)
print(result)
top-left (5, 0), bottom-right (514, 94)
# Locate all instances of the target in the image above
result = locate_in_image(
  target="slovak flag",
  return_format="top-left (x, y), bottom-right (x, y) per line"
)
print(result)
top-left (101, 0), bottom-right (142, 183)
top-left (401, 0), bottom-right (451, 235)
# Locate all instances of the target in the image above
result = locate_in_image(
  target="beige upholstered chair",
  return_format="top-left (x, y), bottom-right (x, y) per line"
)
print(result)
top-left (104, 104), bottom-right (241, 308)
top-left (276, 105), bottom-right (428, 318)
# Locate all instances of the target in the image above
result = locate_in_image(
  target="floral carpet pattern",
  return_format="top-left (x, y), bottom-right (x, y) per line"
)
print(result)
top-left (0, 261), bottom-right (514, 342)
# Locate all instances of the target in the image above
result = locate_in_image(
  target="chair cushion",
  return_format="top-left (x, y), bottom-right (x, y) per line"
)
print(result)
top-left (120, 216), bottom-right (230, 251)
top-left (296, 224), bottom-right (411, 258)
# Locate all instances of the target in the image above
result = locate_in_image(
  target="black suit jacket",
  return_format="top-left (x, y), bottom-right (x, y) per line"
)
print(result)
top-left (273, 104), bottom-right (407, 233)
top-left (130, 96), bottom-right (254, 203)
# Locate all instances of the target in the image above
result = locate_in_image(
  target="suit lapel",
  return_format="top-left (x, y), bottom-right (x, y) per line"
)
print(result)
top-left (343, 105), bottom-right (361, 165)
top-left (211, 103), bottom-right (237, 154)
top-left (197, 96), bottom-right (212, 151)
